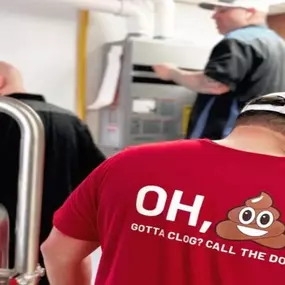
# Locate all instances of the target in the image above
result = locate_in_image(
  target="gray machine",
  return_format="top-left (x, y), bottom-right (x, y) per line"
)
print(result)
top-left (97, 37), bottom-right (210, 156)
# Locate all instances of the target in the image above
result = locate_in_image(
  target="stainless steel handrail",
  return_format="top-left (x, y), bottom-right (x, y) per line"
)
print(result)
top-left (0, 96), bottom-right (45, 285)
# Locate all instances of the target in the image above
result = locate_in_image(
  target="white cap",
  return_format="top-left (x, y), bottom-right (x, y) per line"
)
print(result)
top-left (199, 0), bottom-right (270, 13)
top-left (241, 93), bottom-right (285, 115)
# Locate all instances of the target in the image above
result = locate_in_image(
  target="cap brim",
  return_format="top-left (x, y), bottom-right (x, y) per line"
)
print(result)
top-left (199, 2), bottom-right (235, 10)
top-left (199, 3), bottom-right (216, 10)
top-left (241, 104), bottom-right (285, 115)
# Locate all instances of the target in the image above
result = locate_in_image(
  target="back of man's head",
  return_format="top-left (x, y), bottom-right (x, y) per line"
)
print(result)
top-left (215, 93), bottom-right (285, 157)
top-left (235, 93), bottom-right (285, 135)
top-left (0, 61), bottom-right (25, 96)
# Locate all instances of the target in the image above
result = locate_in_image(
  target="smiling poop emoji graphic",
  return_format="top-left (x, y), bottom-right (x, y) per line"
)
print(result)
top-left (216, 192), bottom-right (285, 249)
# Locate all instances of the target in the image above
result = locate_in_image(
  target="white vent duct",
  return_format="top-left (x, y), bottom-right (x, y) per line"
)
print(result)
top-left (56, 0), bottom-right (176, 38)
top-left (57, 0), bottom-right (135, 15)
top-left (153, 0), bottom-right (176, 39)
top-left (29, 0), bottom-right (176, 38)
top-left (54, 0), bottom-right (151, 36)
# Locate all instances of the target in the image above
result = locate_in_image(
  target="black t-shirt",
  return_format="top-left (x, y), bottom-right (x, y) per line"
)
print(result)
top-left (187, 25), bottom-right (285, 139)
top-left (0, 93), bottom-right (105, 284)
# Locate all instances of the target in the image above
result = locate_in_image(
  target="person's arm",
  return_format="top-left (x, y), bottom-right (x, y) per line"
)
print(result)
top-left (41, 228), bottom-right (95, 285)
top-left (41, 159), bottom-right (110, 285)
top-left (153, 38), bottom-right (254, 95)
top-left (169, 68), bottom-right (229, 95)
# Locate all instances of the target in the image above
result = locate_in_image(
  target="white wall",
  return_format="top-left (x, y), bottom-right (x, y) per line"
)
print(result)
top-left (0, 3), bottom-right (77, 112)
top-left (175, 4), bottom-right (222, 44)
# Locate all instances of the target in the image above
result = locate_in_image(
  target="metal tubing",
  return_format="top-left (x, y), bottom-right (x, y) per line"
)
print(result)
top-left (0, 96), bottom-right (45, 283)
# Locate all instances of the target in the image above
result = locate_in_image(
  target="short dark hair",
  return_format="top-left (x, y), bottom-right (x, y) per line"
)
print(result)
top-left (248, 95), bottom-right (285, 106)
top-left (236, 111), bottom-right (285, 135)
top-left (235, 94), bottom-right (285, 135)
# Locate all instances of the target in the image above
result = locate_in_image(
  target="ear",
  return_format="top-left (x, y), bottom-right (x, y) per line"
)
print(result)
top-left (246, 8), bottom-right (255, 18)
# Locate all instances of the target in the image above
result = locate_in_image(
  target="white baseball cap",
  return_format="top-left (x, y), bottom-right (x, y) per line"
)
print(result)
top-left (241, 93), bottom-right (285, 115)
top-left (199, 0), bottom-right (270, 13)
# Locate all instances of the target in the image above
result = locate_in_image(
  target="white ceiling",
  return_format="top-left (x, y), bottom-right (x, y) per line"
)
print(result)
top-left (175, 0), bottom-right (285, 15)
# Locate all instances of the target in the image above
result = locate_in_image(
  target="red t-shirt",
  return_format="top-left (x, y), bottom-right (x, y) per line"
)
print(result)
top-left (53, 139), bottom-right (285, 285)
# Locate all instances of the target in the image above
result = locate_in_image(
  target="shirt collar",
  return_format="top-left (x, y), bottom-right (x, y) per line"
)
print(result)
top-left (6, 93), bottom-right (46, 102)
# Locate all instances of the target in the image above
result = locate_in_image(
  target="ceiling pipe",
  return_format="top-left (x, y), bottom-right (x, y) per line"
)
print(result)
top-left (153, 0), bottom-right (176, 39)
top-left (56, 0), bottom-right (151, 36)
top-left (58, 0), bottom-right (136, 15)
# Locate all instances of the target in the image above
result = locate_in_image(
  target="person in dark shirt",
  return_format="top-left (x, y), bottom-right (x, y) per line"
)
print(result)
top-left (0, 61), bottom-right (105, 284)
top-left (153, 0), bottom-right (285, 140)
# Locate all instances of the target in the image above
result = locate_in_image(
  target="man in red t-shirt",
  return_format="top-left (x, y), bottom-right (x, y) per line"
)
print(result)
top-left (41, 92), bottom-right (285, 285)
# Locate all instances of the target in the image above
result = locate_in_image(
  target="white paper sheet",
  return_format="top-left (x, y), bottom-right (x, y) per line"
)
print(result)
top-left (88, 45), bottom-right (123, 110)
